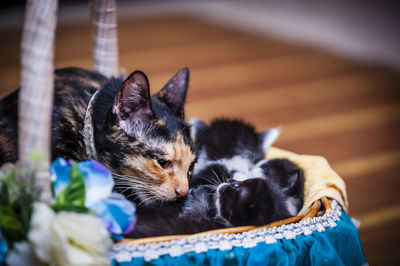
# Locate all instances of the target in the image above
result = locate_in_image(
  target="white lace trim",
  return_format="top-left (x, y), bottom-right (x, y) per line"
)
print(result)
top-left (112, 201), bottom-right (342, 262)
top-left (82, 90), bottom-right (100, 160)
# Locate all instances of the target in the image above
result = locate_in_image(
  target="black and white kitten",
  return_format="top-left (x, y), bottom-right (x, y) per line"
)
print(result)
top-left (190, 119), bottom-right (304, 226)
top-left (127, 119), bottom-right (304, 238)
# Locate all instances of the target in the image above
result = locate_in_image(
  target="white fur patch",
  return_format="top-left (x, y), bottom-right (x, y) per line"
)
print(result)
top-left (286, 197), bottom-right (299, 216)
top-left (232, 172), bottom-right (248, 182)
top-left (222, 155), bottom-right (252, 178)
top-left (251, 159), bottom-right (269, 178)
top-left (261, 127), bottom-right (281, 152)
top-left (193, 150), bottom-right (209, 175)
top-left (194, 152), bottom-right (268, 182)
top-left (189, 118), bottom-right (206, 141)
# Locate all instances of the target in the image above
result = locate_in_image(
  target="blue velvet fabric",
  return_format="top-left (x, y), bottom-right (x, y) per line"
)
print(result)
top-left (112, 211), bottom-right (366, 266)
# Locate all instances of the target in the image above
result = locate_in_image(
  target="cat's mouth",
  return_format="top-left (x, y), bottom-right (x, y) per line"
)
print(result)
top-left (216, 177), bottom-right (256, 195)
top-left (215, 183), bottom-right (232, 226)
top-left (215, 180), bottom-right (242, 226)
top-left (215, 178), bottom-right (268, 226)
top-left (217, 182), bottom-right (238, 196)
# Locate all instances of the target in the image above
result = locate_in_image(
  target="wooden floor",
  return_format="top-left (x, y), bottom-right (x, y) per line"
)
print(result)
top-left (1, 16), bottom-right (400, 265)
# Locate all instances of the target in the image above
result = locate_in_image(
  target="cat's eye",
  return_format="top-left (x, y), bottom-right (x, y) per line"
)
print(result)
top-left (187, 162), bottom-right (195, 178)
top-left (157, 158), bottom-right (172, 169)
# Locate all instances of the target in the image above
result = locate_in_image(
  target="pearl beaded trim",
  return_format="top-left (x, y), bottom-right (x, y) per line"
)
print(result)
top-left (112, 201), bottom-right (342, 262)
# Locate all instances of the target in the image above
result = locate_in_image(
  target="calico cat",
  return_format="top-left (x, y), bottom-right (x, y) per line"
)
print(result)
top-left (127, 119), bottom-right (304, 238)
top-left (0, 67), bottom-right (196, 203)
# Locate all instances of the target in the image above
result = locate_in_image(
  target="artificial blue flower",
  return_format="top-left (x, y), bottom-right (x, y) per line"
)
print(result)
top-left (50, 158), bottom-right (136, 235)
top-left (50, 158), bottom-right (72, 196)
top-left (0, 234), bottom-right (7, 264)
top-left (74, 160), bottom-right (114, 206)
top-left (90, 193), bottom-right (136, 234)
top-left (51, 158), bottom-right (114, 205)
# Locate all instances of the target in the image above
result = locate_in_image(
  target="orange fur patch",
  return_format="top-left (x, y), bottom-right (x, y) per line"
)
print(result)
top-left (143, 159), bottom-right (167, 185)
top-left (120, 133), bottom-right (195, 201)
top-left (162, 133), bottom-right (196, 195)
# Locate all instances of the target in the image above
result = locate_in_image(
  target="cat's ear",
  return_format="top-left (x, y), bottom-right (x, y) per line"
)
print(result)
top-left (112, 71), bottom-right (154, 125)
top-left (259, 127), bottom-right (281, 153)
top-left (282, 169), bottom-right (303, 195)
top-left (155, 67), bottom-right (189, 119)
top-left (189, 118), bottom-right (208, 141)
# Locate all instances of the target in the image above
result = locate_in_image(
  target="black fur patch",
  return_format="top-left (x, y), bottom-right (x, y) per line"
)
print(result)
top-left (194, 119), bottom-right (265, 162)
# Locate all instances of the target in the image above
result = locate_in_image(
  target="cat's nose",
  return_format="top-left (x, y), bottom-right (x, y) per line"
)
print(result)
top-left (175, 188), bottom-right (188, 197)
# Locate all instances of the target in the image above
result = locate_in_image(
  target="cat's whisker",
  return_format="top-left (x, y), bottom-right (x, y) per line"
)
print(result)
top-left (112, 174), bottom-right (152, 187)
top-left (197, 175), bottom-right (220, 186)
top-left (222, 170), bottom-right (230, 183)
top-left (210, 170), bottom-right (224, 184)
top-left (113, 184), bottom-right (132, 188)
top-left (127, 189), bottom-right (138, 200)
top-left (137, 194), bottom-right (158, 207)
top-left (202, 184), bottom-right (218, 190)
top-left (114, 182), bottom-right (149, 188)
top-left (119, 186), bottom-right (134, 194)
top-left (112, 172), bottom-right (149, 182)
top-left (113, 180), bottom-right (150, 189)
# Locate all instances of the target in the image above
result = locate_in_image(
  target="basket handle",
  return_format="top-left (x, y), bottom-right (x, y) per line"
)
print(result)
top-left (91, 0), bottom-right (119, 77)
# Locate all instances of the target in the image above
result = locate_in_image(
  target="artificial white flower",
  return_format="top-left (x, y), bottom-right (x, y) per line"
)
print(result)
top-left (28, 202), bottom-right (112, 266)
top-left (6, 241), bottom-right (45, 266)
top-left (51, 211), bottom-right (112, 266)
top-left (29, 202), bottom-right (56, 262)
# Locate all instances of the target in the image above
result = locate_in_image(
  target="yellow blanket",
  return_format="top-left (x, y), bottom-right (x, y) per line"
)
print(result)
top-left (267, 147), bottom-right (348, 216)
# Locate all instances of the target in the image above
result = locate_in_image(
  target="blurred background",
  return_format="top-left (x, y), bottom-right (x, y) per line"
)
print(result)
top-left (1, 0), bottom-right (399, 264)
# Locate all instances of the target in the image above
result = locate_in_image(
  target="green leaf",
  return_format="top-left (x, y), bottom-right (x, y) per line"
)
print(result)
top-left (54, 163), bottom-right (86, 209)
top-left (0, 160), bottom-right (39, 248)
top-left (0, 203), bottom-right (27, 248)
top-left (0, 205), bottom-right (24, 232)
top-left (52, 204), bottom-right (90, 214)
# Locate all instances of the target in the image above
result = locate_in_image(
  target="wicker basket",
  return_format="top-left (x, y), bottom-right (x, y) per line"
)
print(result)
top-left (111, 198), bottom-right (366, 265)
top-left (120, 198), bottom-right (332, 246)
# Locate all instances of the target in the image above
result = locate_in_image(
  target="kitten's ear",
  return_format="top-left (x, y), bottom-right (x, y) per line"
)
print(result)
top-left (189, 118), bottom-right (207, 141)
top-left (112, 71), bottom-right (154, 125)
top-left (259, 127), bottom-right (281, 153)
top-left (282, 169), bottom-right (303, 195)
top-left (155, 67), bottom-right (189, 119)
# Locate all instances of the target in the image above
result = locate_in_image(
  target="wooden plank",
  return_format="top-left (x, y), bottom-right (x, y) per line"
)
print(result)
top-left (0, 43), bottom-right (358, 98)
top-left (280, 123), bottom-right (400, 163)
top-left (355, 204), bottom-right (400, 229)
top-left (119, 36), bottom-right (300, 74)
top-left (249, 83), bottom-right (399, 127)
top-left (186, 70), bottom-right (400, 119)
top-left (277, 104), bottom-right (400, 144)
top-left (334, 150), bottom-right (400, 178)
top-left (358, 218), bottom-right (400, 265)
top-left (345, 166), bottom-right (400, 216)
top-left (151, 51), bottom-right (362, 94)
